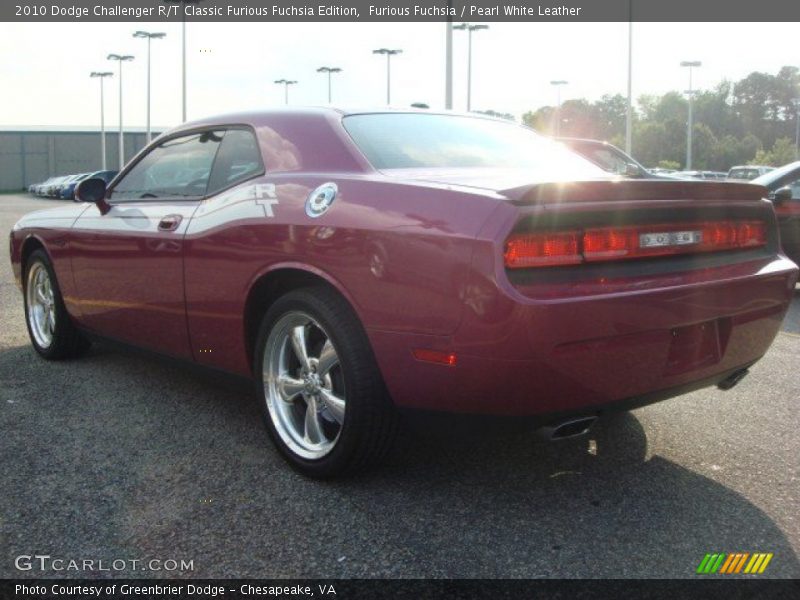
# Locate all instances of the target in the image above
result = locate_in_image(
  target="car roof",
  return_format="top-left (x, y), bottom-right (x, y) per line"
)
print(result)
top-left (165, 107), bottom-right (519, 136)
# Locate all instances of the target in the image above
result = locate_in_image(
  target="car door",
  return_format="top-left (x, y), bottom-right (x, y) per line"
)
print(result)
top-left (70, 129), bottom-right (224, 359)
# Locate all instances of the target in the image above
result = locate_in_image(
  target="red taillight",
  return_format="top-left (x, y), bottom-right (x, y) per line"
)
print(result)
top-left (503, 231), bottom-right (582, 268)
top-left (504, 221), bottom-right (767, 269)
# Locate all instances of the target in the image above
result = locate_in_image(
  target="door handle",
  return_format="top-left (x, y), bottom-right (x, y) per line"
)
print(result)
top-left (158, 214), bottom-right (183, 232)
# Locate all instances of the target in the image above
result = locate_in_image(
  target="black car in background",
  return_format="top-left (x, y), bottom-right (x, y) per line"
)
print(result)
top-left (753, 161), bottom-right (800, 265)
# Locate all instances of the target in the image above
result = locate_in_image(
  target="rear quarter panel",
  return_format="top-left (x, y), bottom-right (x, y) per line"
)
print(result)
top-left (183, 174), bottom-right (502, 376)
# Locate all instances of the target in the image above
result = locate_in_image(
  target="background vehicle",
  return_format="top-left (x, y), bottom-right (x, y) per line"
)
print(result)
top-left (673, 170), bottom-right (728, 180)
top-left (31, 177), bottom-right (57, 196)
top-left (728, 165), bottom-right (775, 181)
top-left (52, 174), bottom-right (82, 198)
top-left (44, 175), bottom-right (70, 198)
top-left (753, 161), bottom-right (800, 265)
top-left (9, 109), bottom-right (798, 477)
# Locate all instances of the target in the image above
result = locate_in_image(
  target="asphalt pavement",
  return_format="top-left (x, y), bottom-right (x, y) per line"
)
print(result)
top-left (1, 193), bottom-right (798, 578)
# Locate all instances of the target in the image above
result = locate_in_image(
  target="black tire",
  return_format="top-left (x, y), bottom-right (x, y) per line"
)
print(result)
top-left (23, 249), bottom-right (91, 360)
top-left (254, 286), bottom-right (399, 478)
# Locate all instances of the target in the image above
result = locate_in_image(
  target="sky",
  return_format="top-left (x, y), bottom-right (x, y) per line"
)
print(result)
top-left (0, 21), bottom-right (796, 130)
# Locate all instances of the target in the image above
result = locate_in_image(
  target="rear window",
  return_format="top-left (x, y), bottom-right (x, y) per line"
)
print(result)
top-left (342, 113), bottom-right (601, 174)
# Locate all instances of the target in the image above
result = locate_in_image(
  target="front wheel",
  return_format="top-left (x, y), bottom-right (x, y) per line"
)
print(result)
top-left (24, 249), bottom-right (91, 359)
top-left (254, 287), bottom-right (398, 478)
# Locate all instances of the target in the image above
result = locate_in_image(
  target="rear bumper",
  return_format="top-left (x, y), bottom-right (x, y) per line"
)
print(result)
top-left (370, 256), bottom-right (798, 416)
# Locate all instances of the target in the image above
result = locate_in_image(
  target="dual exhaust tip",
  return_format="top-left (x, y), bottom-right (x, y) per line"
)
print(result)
top-left (538, 416), bottom-right (598, 441)
top-left (537, 367), bottom-right (750, 442)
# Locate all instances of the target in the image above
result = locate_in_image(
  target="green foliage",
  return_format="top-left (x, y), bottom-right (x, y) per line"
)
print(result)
top-left (524, 66), bottom-right (799, 170)
top-left (754, 137), bottom-right (798, 166)
top-left (657, 160), bottom-right (681, 170)
top-left (475, 109), bottom-right (516, 121)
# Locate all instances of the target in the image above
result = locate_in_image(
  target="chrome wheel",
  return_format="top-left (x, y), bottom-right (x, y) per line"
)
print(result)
top-left (26, 262), bottom-right (55, 349)
top-left (263, 312), bottom-right (346, 460)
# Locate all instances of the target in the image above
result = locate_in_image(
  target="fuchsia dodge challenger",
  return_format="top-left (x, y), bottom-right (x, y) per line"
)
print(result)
top-left (9, 109), bottom-right (799, 476)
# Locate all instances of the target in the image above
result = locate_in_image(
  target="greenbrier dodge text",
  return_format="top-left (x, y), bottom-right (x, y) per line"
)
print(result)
top-left (16, 583), bottom-right (338, 596)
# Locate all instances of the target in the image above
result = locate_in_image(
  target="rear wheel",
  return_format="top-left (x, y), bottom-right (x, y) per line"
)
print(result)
top-left (254, 287), bottom-right (398, 478)
top-left (24, 249), bottom-right (91, 359)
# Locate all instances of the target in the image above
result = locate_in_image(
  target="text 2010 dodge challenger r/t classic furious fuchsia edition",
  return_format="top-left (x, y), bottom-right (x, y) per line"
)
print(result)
top-left (9, 110), bottom-right (799, 477)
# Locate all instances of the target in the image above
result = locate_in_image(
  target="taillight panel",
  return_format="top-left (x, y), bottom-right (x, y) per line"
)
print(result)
top-left (504, 220), bottom-right (767, 269)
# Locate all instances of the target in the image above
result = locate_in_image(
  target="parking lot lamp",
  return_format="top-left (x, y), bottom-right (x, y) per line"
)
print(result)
top-left (316, 67), bottom-right (342, 104)
top-left (793, 98), bottom-right (800, 160)
top-left (107, 54), bottom-right (135, 170)
top-left (625, 17), bottom-right (633, 155)
top-left (550, 80), bottom-right (568, 137)
top-left (133, 31), bottom-right (166, 145)
top-left (453, 24), bottom-right (489, 112)
top-left (680, 60), bottom-right (702, 170)
top-left (372, 48), bottom-right (402, 105)
top-left (274, 79), bottom-right (298, 105)
top-left (164, 0), bottom-right (204, 122)
top-left (90, 72), bottom-right (114, 171)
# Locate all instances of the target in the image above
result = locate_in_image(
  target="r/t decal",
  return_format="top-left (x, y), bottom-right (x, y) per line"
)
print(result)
top-left (255, 184), bottom-right (279, 217)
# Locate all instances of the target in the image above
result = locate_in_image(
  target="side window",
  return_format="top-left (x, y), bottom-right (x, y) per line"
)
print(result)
top-left (111, 130), bottom-right (224, 200)
top-left (590, 148), bottom-right (627, 174)
top-left (207, 128), bottom-right (264, 195)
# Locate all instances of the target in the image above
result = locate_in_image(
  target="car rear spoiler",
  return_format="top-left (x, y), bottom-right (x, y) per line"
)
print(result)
top-left (501, 179), bottom-right (769, 206)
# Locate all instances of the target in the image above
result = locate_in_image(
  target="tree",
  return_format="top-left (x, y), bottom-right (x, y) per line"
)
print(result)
top-left (754, 137), bottom-right (797, 166)
top-left (521, 66), bottom-right (798, 171)
top-left (657, 160), bottom-right (681, 170)
top-left (475, 109), bottom-right (515, 121)
top-left (691, 123), bottom-right (719, 170)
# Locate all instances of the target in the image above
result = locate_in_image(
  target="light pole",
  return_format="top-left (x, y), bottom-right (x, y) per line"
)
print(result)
top-left (163, 0), bottom-right (203, 122)
top-left (625, 9), bottom-right (633, 155)
top-left (550, 80), bottom-right (568, 137)
top-left (372, 48), bottom-right (402, 105)
top-left (274, 79), bottom-right (297, 105)
top-left (316, 67), bottom-right (342, 104)
top-left (453, 23), bottom-right (488, 112)
top-left (178, 0), bottom-right (203, 123)
top-left (793, 98), bottom-right (800, 160)
top-left (107, 54), bottom-right (134, 170)
top-left (133, 31), bottom-right (166, 145)
top-left (681, 60), bottom-right (702, 170)
top-left (90, 72), bottom-right (113, 171)
top-left (445, 14), bottom-right (453, 109)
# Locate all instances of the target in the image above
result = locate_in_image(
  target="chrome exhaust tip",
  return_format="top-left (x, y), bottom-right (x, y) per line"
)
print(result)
top-left (717, 368), bottom-right (749, 391)
top-left (538, 416), bottom-right (598, 441)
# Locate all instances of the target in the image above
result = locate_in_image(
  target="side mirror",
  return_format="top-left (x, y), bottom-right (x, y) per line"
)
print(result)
top-left (75, 178), bottom-right (110, 213)
top-left (623, 162), bottom-right (643, 178)
top-left (771, 186), bottom-right (793, 206)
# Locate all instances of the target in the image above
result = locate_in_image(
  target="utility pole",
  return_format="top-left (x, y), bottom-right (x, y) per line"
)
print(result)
top-left (90, 72), bottom-right (113, 170)
top-left (372, 48), bottom-right (402, 105)
top-left (681, 60), bottom-right (702, 170)
top-left (453, 24), bottom-right (489, 112)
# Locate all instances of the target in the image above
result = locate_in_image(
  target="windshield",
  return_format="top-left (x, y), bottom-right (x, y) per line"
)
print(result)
top-left (342, 113), bottom-right (603, 176)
